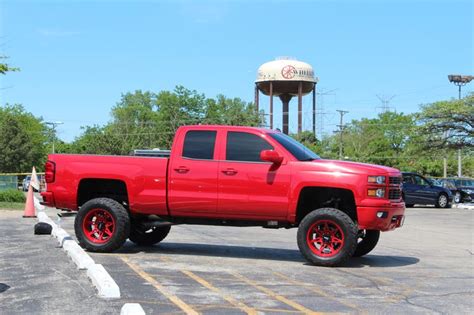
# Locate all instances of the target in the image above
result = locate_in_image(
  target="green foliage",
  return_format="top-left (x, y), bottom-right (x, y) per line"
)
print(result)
top-left (0, 56), bottom-right (19, 75)
top-left (71, 86), bottom-right (261, 154)
top-left (0, 104), bottom-right (48, 172)
top-left (0, 189), bottom-right (26, 203)
top-left (417, 93), bottom-right (474, 149)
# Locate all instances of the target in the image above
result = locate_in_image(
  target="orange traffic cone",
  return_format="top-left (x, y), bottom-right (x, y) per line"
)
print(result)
top-left (23, 185), bottom-right (36, 218)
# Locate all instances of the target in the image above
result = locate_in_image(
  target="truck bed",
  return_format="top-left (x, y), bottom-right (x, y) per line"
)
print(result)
top-left (48, 154), bottom-right (169, 215)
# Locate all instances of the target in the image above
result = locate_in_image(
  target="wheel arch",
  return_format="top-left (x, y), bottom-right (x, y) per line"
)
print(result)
top-left (77, 178), bottom-right (129, 208)
top-left (295, 186), bottom-right (357, 224)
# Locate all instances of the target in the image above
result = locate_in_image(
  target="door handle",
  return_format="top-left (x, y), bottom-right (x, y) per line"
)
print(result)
top-left (174, 166), bottom-right (190, 174)
top-left (222, 168), bottom-right (238, 176)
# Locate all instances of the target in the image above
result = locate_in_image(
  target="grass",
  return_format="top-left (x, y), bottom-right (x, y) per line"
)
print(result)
top-left (0, 201), bottom-right (25, 210)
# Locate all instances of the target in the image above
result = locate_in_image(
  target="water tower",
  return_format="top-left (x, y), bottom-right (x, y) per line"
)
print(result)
top-left (255, 57), bottom-right (318, 134)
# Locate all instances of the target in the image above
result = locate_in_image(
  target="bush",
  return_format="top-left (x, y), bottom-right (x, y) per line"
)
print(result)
top-left (0, 189), bottom-right (26, 203)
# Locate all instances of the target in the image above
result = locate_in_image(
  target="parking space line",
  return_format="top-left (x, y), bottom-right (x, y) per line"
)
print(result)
top-left (273, 272), bottom-right (363, 313)
top-left (181, 270), bottom-right (258, 315)
top-left (121, 257), bottom-right (198, 315)
top-left (230, 272), bottom-right (322, 314)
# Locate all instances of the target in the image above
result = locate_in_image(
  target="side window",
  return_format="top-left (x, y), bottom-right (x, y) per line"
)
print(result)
top-left (226, 132), bottom-right (273, 162)
top-left (403, 175), bottom-right (413, 184)
top-left (182, 130), bottom-right (216, 160)
top-left (414, 175), bottom-right (428, 186)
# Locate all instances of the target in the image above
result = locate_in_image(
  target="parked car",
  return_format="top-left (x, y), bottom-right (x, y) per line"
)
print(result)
top-left (428, 178), bottom-right (462, 203)
top-left (22, 175), bottom-right (45, 192)
top-left (402, 172), bottom-right (453, 208)
top-left (442, 178), bottom-right (474, 203)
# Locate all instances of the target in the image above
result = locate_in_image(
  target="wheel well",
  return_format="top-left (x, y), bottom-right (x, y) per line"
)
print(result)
top-left (77, 179), bottom-right (129, 208)
top-left (296, 187), bottom-right (357, 224)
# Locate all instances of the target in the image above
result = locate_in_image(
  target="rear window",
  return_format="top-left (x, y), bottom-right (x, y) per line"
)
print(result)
top-left (182, 130), bottom-right (216, 160)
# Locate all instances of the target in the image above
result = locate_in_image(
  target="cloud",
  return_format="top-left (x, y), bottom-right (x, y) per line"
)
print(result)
top-left (37, 29), bottom-right (81, 37)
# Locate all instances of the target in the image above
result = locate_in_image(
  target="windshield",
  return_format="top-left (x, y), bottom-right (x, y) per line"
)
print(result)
top-left (269, 132), bottom-right (320, 161)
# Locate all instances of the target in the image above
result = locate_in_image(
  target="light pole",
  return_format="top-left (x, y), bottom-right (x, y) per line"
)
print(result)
top-left (447, 75), bottom-right (473, 177)
top-left (45, 121), bottom-right (63, 154)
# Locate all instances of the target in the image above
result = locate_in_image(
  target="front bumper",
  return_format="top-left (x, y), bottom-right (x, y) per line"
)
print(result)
top-left (357, 201), bottom-right (405, 231)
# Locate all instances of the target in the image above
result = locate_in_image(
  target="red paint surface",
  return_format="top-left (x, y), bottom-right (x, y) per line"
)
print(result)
top-left (41, 125), bottom-right (405, 232)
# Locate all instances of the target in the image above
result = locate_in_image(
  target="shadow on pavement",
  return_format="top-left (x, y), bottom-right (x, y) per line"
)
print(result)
top-left (110, 242), bottom-right (419, 267)
top-left (0, 283), bottom-right (10, 293)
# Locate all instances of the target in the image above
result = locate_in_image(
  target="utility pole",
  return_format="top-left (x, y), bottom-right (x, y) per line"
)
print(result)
top-left (336, 110), bottom-right (348, 160)
top-left (448, 75), bottom-right (473, 177)
top-left (45, 121), bottom-right (63, 154)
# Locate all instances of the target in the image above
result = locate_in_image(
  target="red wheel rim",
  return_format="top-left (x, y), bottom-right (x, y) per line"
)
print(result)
top-left (306, 220), bottom-right (345, 257)
top-left (82, 208), bottom-right (115, 244)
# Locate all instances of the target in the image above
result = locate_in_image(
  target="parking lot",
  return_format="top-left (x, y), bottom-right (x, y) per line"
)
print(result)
top-left (1, 205), bottom-right (473, 314)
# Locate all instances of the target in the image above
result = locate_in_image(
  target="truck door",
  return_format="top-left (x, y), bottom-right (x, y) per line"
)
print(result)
top-left (217, 131), bottom-right (290, 219)
top-left (168, 130), bottom-right (219, 214)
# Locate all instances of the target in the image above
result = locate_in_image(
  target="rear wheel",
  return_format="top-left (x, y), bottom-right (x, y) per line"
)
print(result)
top-left (75, 198), bottom-right (130, 252)
top-left (297, 208), bottom-right (357, 267)
top-left (353, 230), bottom-right (380, 257)
top-left (129, 225), bottom-right (171, 246)
top-left (435, 193), bottom-right (450, 208)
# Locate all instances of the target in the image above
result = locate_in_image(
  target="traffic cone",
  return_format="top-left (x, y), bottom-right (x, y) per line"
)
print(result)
top-left (23, 185), bottom-right (36, 218)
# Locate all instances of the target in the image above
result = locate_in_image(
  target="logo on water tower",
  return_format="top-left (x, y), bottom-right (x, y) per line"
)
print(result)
top-left (281, 65), bottom-right (296, 79)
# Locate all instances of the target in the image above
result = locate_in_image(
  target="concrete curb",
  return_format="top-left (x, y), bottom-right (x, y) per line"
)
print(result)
top-left (87, 264), bottom-right (121, 299)
top-left (35, 206), bottom-right (121, 299)
top-left (63, 239), bottom-right (95, 270)
top-left (453, 203), bottom-right (474, 210)
top-left (121, 303), bottom-right (146, 315)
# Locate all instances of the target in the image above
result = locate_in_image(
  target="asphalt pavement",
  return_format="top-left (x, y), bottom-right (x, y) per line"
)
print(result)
top-left (1, 205), bottom-right (473, 314)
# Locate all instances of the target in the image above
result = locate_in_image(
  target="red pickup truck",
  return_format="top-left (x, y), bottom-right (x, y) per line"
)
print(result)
top-left (41, 125), bottom-right (405, 266)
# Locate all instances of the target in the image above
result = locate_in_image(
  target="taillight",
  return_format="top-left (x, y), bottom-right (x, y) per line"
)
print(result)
top-left (45, 161), bottom-right (56, 183)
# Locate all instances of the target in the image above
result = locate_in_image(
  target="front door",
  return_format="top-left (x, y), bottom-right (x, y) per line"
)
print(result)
top-left (217, 131), bottom-right (291, 219)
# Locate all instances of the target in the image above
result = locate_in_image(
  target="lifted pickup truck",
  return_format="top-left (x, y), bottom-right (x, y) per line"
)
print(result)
top-left (41, 125), bottom-right (405, 266)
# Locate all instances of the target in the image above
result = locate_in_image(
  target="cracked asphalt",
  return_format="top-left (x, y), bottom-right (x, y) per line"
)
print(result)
top-left (1, 205), bottom-right (473, 314)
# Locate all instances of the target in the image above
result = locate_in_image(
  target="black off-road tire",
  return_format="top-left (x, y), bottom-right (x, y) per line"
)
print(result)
top-left (297, 208), bottom-right (358, 267)
top-left (353, 230), bottom-right (380, 257)
top-left (129, 225), bottom-right (171, 246)
top-left (435, 193), bottom-right (451, 208)
top-left (75, 198), bottom-right (130, 252)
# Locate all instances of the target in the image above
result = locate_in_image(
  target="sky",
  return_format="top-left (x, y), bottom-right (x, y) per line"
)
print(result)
top-left (0, 0), bottom-right (472, 142)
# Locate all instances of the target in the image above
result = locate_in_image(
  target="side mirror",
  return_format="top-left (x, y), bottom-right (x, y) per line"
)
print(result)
top-left (260, 150), bottom-right (283, 164)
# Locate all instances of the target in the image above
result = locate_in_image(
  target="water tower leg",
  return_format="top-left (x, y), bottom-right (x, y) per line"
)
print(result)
top-left (280, 94), bottom-right (292, 135)
top-left (269, 82), bottom-right (273, 129)
top-left (312, 85), bottom-right (316, 137)
top-left (255, 84), bottom-right (259, 112)
top-left (298, 82), bottom-right (302, 133)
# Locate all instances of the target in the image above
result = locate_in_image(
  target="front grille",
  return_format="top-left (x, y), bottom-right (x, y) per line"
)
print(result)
top-left (389, 188), bottom-right (401, 200)
top-left (389, 176), bottom-right (402, 185)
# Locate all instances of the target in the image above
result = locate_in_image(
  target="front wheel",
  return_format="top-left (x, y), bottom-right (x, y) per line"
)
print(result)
top-left (75, 198), bottom-right (130, 252)
top-left (435, 193), bottom-right (450, 208)
top-left (353, 230), bottom-right (380, 257)
top-left (297, 208), bottom-right (357, 267)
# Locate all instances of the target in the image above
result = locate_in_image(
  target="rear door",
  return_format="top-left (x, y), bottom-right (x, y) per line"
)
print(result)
top-left (217, 131), bottom-right (291, 219)
top-left (168, 129), bottom-right (219, 215)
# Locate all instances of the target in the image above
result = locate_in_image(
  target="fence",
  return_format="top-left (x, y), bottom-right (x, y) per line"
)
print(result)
top-left (0, 173), bottom-right (46, 191)
top-left (0, 175), bottom-right (18, 191)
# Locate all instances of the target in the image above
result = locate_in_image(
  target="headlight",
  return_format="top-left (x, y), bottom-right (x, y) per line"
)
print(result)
top-left (368, 176), bottom-right (386, 184)
top-left (368, 188), bottom-right (385, 198)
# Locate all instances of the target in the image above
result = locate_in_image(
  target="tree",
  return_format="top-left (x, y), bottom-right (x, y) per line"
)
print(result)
top-left (0, 105), bottom-right (48, 172)
top-left (0, 56), bottom-right (19, 75)
top-left (417, 93), bottom-right (474, 149)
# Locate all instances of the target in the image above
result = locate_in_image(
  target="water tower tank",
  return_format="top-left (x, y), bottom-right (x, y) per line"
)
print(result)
top-left (255, 58), bottom-right (318, 134)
